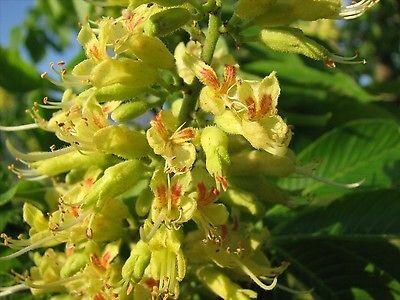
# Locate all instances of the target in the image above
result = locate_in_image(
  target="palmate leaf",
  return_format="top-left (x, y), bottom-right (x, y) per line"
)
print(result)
top-left (278, 119), bottom-right (400, 200)
top-left (266, 189), bottom-right (400, 300)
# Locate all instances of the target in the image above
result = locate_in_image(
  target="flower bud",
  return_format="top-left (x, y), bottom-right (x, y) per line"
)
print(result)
top-left (122, 240), bottom-right (151, 283)
top-left (91, 58), bottom-right (158, 98)
top-left (93, 125), bottom-right (151, 159)
top-left (135, 187), bottom-right (153, 217)
top-left (235, 0), bottom-right (277, 19)
top-left (116, 34), bottom-right (175, 69)
top-left (260, 26), bottom-right (366, 66)
top-left (196, 266), bottom-right (258, 300)
top-left (144, 8), bottom-right (192, 37)
top-left (254, 0), bottom-right (379, 26)
top-left (89, 199), bottom-right (129, 241)
top-left (260, 26), bottom-right (332, 62)
top-left (200, 126), bottom-right (230, 190)
top-left (60, 252), bottom-right (88, 278)
top-left (129, 0), bottom-right (186, 8)
top-left (23, 203), bottom-right (48, 234)
top-left (95, 84), bottom-right (146, 102)
top-left (220, 188), bottom-right (265, 217)
top-left (229, 149), bottom-right (296, 177)
top-left (111, 101), bottom-right (149, 122)
top-left (32, 152), bottom-right (110, 177)
top-left (83, 159), bottom-right (147, 208)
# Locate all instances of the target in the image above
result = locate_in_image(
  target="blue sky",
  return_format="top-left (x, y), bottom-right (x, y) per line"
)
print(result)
top-left (0, 0), bottom-right (80, 73)
top-left (0, 0), bottom-right (32, 46)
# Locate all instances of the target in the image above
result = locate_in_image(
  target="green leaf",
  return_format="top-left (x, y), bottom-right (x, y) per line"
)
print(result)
top-left (0, 181), bottom-right (46, 208)
top-left (268, 189), bottom-right (400, 299)
top-left (272, 189), bottom-right (400, 239)
top-left (25, 28), bottom-right (47, 62)
top-left (0, 47), bottom-right (42, 92)
top-left (271, 240), bottom-right (400, 300)
top-left (0, 207), bottom-right (21, 232)
top-left (279, 119), bottom-right (400, 199)
top-left (0, 185), bottom-right (19, 207)
top-left (72, 0), bottom-right (92, 23)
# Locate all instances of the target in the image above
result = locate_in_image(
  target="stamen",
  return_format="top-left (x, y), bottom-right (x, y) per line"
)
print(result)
top-left (0, 284), bottom-right (29, 297)
top-left (6, 140), bottom-right (75, 162)
top-left (0, 235), bottom-right (55, 261)
top-left (140, 211), bottom-right (166, 243)
top-left (0, 123), bottom-right (39, 131)
top-left (340, 0), bottom-right (379, 20)
top-left (7, 164), bottom-right (44, 180)
top-left (25, 274), bottom-right (82, 290)
top-left (232, 256), bottom-right (277, 291)
top-left (0, 212), bottom-right (88, 261)
top-left (295, 166), bottom-right (365, 188)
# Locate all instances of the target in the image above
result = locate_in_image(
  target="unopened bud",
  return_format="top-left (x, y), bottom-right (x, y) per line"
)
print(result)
top-left (144, 7), bottom-right (192, 37)
top-left (235, 0), bottom-right (277, 19)
top-left (91, 58), bottom-right (158, 93)
top-left (111, 101), bottom-right (149, 122)
top-left (122, 241), bottom-right (151, 283)
top-left (260, 27), bottom-right (366, 66)
top-left (32, 151), bottom-right (109, 177)
top-left (230, 149), bottom-right (296, 177)
top-left (83, 159), bottom-right (147, 208)
top-left (116, 34), bottom-right (175, 69)
top-left (135, 187), bottom-right (153, 217)
top-left (93, 125), bottom-right (150, 159)
top-left (130, 0), bottom-right (186, 7)
top-left (60, 253), bottom-right (87, 278)
top-left (201, 126), bottom-right (230, 189)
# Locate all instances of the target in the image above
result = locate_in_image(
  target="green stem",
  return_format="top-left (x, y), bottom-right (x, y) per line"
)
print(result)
top-left (201, 13), bottom-right (221, 64)
top-left (177, 79), bottom-right (202, 125)
top-left (178, 11), bottom-right (221, 124)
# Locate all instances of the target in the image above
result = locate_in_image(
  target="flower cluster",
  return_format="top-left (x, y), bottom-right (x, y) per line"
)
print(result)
top-left (0, 0), bottom-right (376, 299)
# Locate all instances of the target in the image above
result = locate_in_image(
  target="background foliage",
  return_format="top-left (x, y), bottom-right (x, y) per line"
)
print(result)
top-left (0, 0), bottom-right (399, 299)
